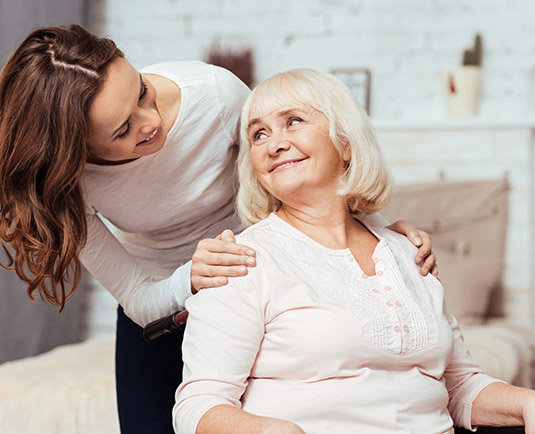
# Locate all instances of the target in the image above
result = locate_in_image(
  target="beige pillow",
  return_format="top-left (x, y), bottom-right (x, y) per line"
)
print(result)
top-left (381, 178), bottom-right (509, 324)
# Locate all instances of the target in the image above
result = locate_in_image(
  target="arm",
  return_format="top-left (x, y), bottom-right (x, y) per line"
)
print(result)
top-left (82, 214), bottom-right (257, 326)
top-left (174, 254), bottom-right (303, 434)
top-left (471, 382), bottom-right (535, 433)
top-left (361, 213), bottom-right (437, 276)
top-left (197, 405), bottom-right (305, 434)
top-left (81, 212), bottom-right (192, 327)
top-left (444, 310), bottom-right (505, 430)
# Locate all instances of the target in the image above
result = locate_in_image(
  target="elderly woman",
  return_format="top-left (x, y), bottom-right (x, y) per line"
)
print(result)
top-left (173, 69), bottom-right (535, 434)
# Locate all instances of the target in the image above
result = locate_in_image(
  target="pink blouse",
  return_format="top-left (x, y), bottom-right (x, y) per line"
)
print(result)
top-left (173, 213), bottom-right (500, 434)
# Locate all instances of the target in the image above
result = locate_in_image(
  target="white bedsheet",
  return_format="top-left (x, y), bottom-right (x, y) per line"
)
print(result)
top-left (0, 336), bottom-right (119, 434)
top-left (462, 322), bottom-right (535, 389)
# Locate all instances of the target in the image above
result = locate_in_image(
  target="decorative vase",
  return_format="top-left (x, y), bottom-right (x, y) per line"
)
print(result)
top-left (440, 65), bottom-right (481, 117)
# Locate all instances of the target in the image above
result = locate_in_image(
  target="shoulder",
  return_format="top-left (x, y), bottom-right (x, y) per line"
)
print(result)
top-left (140, 61), bottom-right (212, 84)
top-left (229, 219), bottom-right (289, 284)
top-left (186, 221), bottom-right (276, 313)
top-left (210, 65), bottom-right (251, 126)
top-left (235, 219), bottom-right (280, 254)
top-left (140, 61), bottom-right (249, 96)
top-left (368, 222), bottom-right (419, 258)
top-left (211, 64), bottom-right (251, 96)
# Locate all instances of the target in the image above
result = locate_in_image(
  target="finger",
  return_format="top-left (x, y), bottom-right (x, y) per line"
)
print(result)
top-left (414, 237), bottom-right (432, 264)
top-left (430, 264), bottom-right (439, 278)
top-left (388, 220), bottom-right (423, 247)
top-left (194, 251), bottom-right (256, 267)
top-left (197, 239), bottom-right (256, 257)
top-left (192, 276), bottom-right (229, 291)
top-left (220, 229), bottom-right (236, 242)
top-left (194, 264), bottom-right (250, 278)
top-left (419, 253), bottom-right (436, 276)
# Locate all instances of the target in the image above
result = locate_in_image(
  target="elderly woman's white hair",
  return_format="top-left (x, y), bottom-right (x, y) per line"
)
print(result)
top-left (237, 68), bottom-right (393, 226)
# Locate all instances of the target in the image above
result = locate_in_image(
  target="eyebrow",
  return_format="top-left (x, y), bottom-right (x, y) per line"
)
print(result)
top-left (247, 108), bottom-right (305, 130)
top-left (111, 74), bottom-right (145, 138)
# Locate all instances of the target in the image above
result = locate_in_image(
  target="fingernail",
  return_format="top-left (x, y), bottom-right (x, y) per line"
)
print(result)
top-left (246, 257), bottom-right (255, 265)
top-left (246, 250), bottom-right (255, 256)
top-left (423, 267), bottom-right (429, 275)
top-left (218, 277), bottom-right (227, 284)
top-left (416, 257), bottom-right (422, 263)
top-left (414, 237), bottom-right (423, 246)
top-left (238, 266), bottom-right (247, 274)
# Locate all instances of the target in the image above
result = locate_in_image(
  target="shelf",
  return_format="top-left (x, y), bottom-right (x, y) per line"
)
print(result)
top-left (372, 116), bottom-right (535, 131)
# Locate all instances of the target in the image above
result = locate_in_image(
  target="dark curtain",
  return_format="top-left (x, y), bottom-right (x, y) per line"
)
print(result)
top-left (0, 0), bottom-right (91, 363)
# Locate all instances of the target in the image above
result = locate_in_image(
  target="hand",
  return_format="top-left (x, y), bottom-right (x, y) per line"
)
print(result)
top-left (387, 220), bottom-right (438, 277)
top-left (523, 393), bottom-right (535, 434)
top-left (190, 229), bottom-right (256, 293)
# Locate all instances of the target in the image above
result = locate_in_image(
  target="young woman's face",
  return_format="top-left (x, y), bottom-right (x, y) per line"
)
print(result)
top-left (247, 103), bottom-right (349, 202)
top-left (86, 57), bottom-right (167, 164)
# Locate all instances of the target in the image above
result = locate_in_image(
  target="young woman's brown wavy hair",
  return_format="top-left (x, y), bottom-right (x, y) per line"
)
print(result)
top-left (0, 24), bottom-right (124, 311)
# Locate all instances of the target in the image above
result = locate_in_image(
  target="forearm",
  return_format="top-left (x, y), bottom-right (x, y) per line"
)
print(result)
top-left (471, 382), bottom-right (535, 429)
top-left (196, 405), bottom-right (305, 434)
top-left (82, 214), bottom-right (193, 326)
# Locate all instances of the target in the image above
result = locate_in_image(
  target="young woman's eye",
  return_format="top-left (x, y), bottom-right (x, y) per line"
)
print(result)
top-left (139, 82), bottom-right (148, 100)
top-left (118, 123), bottom-right (131, 139)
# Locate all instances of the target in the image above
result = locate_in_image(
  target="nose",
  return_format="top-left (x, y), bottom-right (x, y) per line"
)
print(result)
top-left (138, 106), bottom-right (160, 136)
top-left (267, 131), bottom-right (291, 156)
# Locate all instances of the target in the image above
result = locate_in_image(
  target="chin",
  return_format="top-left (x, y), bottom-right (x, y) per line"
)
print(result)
top-left (269, 184), bottom-right (304, 201)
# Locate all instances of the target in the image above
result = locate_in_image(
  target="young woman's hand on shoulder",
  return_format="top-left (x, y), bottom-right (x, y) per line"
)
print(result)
top-left (387, 219), bottom-right (438, 277)
top-left (190, 229), bottom-right (256, 293)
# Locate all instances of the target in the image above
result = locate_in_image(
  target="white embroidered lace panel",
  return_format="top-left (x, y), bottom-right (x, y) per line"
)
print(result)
top-left (265, 215), bottom-right (438, 355)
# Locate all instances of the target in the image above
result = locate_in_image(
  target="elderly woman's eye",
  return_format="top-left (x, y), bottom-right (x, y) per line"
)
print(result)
top-left (288, 117), bottom-right (303, 126)
top-left (253, 130), bottom-right (267, 141)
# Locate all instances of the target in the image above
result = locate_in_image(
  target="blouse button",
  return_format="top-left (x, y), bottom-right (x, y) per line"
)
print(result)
top-left (372, 288), bottom-right (380, 294)
top-left (394, 326), bottom-right (401, 333)
top-left (395, 301), bottom-right (403, 308)
top-left (384, 285), bottom-right (392, 291)
top-left (386, 301), bottom-right (393, 307)
top-left (377, 271), bottom-right (384, 276)
top-left (373, 257), bottom-right (379, 264)
top-left (403, 325), bottom-right (410, 333)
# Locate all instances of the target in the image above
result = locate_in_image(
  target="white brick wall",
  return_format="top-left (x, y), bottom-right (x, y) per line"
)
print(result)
top-left (89, 0), bottom-right (535, 120)
top-left (85, 0), bottom-right (535, 335)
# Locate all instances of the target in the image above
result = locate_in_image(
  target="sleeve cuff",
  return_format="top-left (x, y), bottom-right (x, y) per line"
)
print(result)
top-left (450, 377), bottom-right (506, 430)
top-left (173, 397), bottom-right (235, 434)
top-left (170, 260), bottom-right (194, 310)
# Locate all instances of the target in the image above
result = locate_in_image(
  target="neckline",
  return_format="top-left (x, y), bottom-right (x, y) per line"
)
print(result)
top-left (267, 212), bottom-right (387, 258)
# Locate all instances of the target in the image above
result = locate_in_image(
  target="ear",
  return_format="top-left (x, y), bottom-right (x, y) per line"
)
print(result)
top-left (341, 138), bottom-right (351, 162)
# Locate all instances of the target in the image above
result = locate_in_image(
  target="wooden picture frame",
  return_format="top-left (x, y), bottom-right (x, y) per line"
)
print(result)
top-left (331, 68), bottom-right (372, 114)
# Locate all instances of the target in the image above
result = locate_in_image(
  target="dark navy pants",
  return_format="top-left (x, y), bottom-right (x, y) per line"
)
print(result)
top-left (115, 306), bottom-right (184, 434)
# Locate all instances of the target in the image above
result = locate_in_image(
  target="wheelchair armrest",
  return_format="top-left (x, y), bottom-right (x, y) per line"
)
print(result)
top-left (455, 427), bottom-right (525, 434)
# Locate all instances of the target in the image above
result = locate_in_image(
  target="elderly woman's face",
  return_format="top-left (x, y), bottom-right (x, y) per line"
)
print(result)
top-left (247, 103), bottom-right (349, 201)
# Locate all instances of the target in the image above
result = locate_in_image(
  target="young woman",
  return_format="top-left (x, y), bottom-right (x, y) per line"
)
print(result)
top-left (0, 25), bottom-right (436, 433)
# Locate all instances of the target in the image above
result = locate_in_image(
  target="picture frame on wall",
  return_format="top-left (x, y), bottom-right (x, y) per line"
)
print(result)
top-left (331, 68), bottom-right (372, 114)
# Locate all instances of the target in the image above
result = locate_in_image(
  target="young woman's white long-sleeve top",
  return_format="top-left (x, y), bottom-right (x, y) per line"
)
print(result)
top-left (174, 213), bottom-right (501, 434)
top-left (80, 61), bottom-right (250, 326)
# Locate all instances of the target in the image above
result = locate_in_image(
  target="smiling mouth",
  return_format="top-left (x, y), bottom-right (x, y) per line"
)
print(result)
top-left (269, 158), bottom-right (306, 172)
top-left (137, 127), bottom-right (159, 145)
